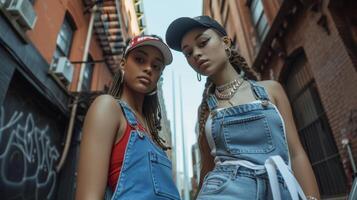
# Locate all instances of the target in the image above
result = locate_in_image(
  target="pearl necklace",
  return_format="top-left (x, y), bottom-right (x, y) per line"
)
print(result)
top-left (215, 79), bottom-right (244, 100)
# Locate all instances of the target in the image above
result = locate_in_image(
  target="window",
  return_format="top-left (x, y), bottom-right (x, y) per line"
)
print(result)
top-left (53, 14), bottom-right (76, 60)
top-left (284, 52), bottom-right (347, 197)
top-left (81, 55), bottom-right (94, 92)
top-left (249, 0), bottom-right (269, 45)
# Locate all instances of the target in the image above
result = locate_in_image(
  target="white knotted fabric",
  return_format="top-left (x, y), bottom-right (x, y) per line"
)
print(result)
top-left (216, 156), bottom-right (307, 200)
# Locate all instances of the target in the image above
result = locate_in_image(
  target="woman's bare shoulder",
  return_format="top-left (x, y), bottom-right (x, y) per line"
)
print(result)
top-left (255, 80), bottom-right (285, 103)
top-left (92, 94), bottom-right (118, 105)
top-left (256, 79), bottom-right (280, 87)
top-left (91, 94), bottom-right (119, 109)
top-left (256, 80), bottom-right (284, 92)
top-left (86, 94), bottom-right (123, 123)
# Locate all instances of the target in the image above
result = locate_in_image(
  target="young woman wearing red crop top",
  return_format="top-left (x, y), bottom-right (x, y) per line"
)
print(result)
top-left (75, 35), bottom-right (180, 200)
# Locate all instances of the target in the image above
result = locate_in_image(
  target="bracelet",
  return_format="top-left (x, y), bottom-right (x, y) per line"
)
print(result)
top-left (307, 196), bottom-right (318, 200)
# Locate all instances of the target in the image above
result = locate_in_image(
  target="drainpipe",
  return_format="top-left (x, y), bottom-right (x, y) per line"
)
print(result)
top-left (56, 5), bottom-right (97, 172)
top-left (341, 128), bottom-right (357, 176)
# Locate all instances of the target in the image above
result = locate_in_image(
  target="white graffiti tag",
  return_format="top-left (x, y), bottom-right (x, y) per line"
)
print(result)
top-left (0, 107), bottom-right (60, 200)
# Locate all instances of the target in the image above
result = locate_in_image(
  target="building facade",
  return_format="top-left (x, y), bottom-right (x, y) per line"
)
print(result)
top-left (203, 0), bottom-right (357, 199)
top-left (157, 77), bottom-right (174, 161)
top-left (0, 0), bottom-right (170, 199)
top-left (190, 142), bottom-right (200, 198)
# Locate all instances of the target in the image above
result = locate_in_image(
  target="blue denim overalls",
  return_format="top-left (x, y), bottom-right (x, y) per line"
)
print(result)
top-left (197, 81), bottom-right (307, 200)
top-left (104, 100), bottom-right (180, 200)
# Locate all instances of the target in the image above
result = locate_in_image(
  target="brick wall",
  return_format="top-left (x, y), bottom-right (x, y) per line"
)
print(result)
top-left (26, 0), bottom-right (112, 92)
top-left (262, 5), bottom-right (357, 183)
top-left (204, 0), bottom-right (357, 189)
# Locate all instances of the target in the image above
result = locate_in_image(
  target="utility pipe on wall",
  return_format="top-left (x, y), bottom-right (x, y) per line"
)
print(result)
top-left (56, 5), bottom-right (97, 172)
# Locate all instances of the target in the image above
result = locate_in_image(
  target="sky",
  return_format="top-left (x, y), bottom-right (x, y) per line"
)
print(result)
top-left (143, 0), bottom-right (205, 178)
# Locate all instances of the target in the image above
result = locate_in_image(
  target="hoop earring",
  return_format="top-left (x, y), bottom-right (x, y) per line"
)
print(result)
top-left (225, 48), bottom-right (232, 59)
top-left (197, 73), bottom-right (202, 82)
top-left (147, 88), bottom-right (157, 96)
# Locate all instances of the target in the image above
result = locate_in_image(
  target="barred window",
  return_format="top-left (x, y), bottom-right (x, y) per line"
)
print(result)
top-left (248, 0), bottom-right (269, 45)
top-left (53, 14), bottom-right (76, 59)
top-left (284, 51), bottom-right (347, 197)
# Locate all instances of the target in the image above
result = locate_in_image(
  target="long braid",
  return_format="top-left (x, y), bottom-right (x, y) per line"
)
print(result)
top-left (198, 80), bottom-right (214, 136)
top-left (197, 44), bottom-right (258, 139)
top-left (108, 69), bottom-right (124, 97)
top-left (143, 94), bottom-right (170, 150)
top-left (108, 35), bottom-right (169, 151)
top-left (229, 45), bottom-right (258, 81)
top-left (211, 29), bottom-right (258, 81)
top-left (196, 79), bottom-right (215, 190)
top-left (108, 37), bottom-right (130, 98)
top-left (196, 40), bottom-right (258, 189)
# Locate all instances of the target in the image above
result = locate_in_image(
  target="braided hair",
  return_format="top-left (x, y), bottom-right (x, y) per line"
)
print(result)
top-left (198, 44), bottom-right (258, 145)
top-left (108, 35), bottom-right (170, 150)
top-left (196, 38), bottom-right (258, 188)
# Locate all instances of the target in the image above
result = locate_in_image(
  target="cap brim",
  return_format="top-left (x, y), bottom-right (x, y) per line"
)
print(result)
top-left (132, 40), bottom-right (173, 65)
top-left (166, 17), bottom-right (208, 51)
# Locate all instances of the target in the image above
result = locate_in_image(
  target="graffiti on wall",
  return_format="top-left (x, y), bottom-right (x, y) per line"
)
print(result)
top-left (0, 106), bottom-right (59, 200)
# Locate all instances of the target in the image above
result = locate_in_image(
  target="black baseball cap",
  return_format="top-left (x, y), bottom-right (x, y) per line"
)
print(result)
top-left (165, 16), bottom-right (227, 51)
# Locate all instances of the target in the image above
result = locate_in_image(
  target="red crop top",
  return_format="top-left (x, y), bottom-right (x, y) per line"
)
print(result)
top-left (107, 122), bottom-right (146, 191)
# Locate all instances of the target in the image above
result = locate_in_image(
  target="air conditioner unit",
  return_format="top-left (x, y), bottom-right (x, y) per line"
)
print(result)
top-left (6, 0), bottom-right (37, 30)
top-left (51, 57), bottom-right (74, 85)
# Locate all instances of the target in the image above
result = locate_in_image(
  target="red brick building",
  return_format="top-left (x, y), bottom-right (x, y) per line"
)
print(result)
top-left (0, 0), bottom-right (147, 199)
top-left (203, 0), bottom-right (357, 199)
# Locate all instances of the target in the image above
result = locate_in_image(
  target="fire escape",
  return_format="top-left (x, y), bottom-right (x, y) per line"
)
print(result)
top-left (56, 0), bottom-right (127, 172)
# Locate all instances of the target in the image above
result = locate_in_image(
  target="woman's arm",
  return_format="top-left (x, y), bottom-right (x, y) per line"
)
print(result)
top-left (194, 106), bottom-right (215, 197)
top-left (267, 80), bottom-right (320, 199)
top-left (75, 95), bottom-right (122, 200)
top-left (197, 133), bottom-right (215, 191)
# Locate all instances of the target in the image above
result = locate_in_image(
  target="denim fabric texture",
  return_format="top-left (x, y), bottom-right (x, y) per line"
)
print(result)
top-left (104, 100), bottom-right (180, 200)
top-left (197, 81), bottom-right (293, 200)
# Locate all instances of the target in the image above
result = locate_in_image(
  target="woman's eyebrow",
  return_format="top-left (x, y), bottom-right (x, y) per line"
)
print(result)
top-left (137, 49), bottom-right (163, 63)
top-left (154, 56), bottom-right (164, 64)
top-left (181, 33), bottom-right (204, 50)
top-left (135, 49), bottom-right (148, 56)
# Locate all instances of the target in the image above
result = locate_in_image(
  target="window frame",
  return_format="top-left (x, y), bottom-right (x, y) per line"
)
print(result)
top-left (284, 51), bottom-right (347, 197)
top-left (248, 0), bottom-right (269, 44)
top-left (53, 13), bottom-right (76, 60)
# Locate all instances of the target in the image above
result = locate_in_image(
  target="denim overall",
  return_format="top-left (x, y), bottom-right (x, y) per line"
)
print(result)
top-left (104, 100), bottom-right (180, 200)
top-left (197, 81), bottom-right (306, 200)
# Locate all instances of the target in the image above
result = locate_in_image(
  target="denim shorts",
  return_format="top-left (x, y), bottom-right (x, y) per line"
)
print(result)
top-left (196, 165), bottom-right (292, 200)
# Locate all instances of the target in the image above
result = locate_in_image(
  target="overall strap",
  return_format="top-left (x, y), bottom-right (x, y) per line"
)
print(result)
top-left (206, 94), bottom-right (218, 111)
top-left (248, 80), bottom-right (270, 101)
top-left (116, 100), bottom-right (138, 127)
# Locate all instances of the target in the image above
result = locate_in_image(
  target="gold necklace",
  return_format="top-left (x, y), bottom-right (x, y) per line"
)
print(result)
top-left (215, 79), bottom-right (244, 100)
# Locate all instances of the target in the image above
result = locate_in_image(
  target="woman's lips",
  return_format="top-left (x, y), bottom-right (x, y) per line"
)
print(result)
top-left (198, 60), bottom-right (209, 69)
top-left (137, 76), bottom-right (151, 85)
